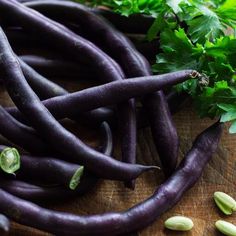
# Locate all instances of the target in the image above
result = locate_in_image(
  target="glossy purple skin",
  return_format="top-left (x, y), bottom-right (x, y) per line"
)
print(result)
top-left (6, 89), bottom-right (188, 130)
top-left (0, 122), bottom-right (222, 235)
top-left (0, 121), bottom-right (112, 187)
top-left (0, 26), bottom-right (154, 181)
top-left (19, 58), bottom-right (67, 99)
top-left (24, 1), bottom-right (149, 81)
top-left (7, 70), bottom-right (195, 121)
top-left (17, 154), bottom-right (83, 188)
top-left (26, 0), bottom-right (179, 179)
top-left (99, 121), bottom-right (113, 156)
top-left (0, 105), bottom-right (112, 158)
top-left (24, 0), bottom-right (138, 189)
top-left (19, 54), bottom-right (94, 79)
top-left (0, 122), bottom-right (113, 202)
top-left (4, 3), bottom-right (150, 183)
top-left (7, 26), bottom-right (157, 62)
top-left (0, 106), bottom-right (49, 154)
top-left (143, 92), bottom-right (179, 177)
top-left (0, 104), bottom-right (114, 155)
top-left (0, 176), bottom-right (98, 202)
top-left (0, 53), bottom-right (114, 125)
top-left (19, 0), bottom-right (153, 34)
top-left (18, 58), bottom-right (115, 126)
top-left (0, 120), bottom-right (113, 201)
top-left (0, 0), bottom-right (136, 183)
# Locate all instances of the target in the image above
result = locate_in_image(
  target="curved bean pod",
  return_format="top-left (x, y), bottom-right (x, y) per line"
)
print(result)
top-left (19, 0), bottom-right (154, 35)
top-left (26, 0), bottom-right (179, 179)
top-left (0, 0), bottom-right (137, 183)
top-left (0, 146), bottom-right (84, 190)
top-left (7, 26), bottom-right (156, 62)
top-left (0, 121), bottom-right (222, 235)
top-left (23, 0), bottom-right (139, 188)
top-left (18, 58), bottom-right (115, 125)
top-left (19, 58), bottom-right (67, 99)
top-left (0, 176), bottom-right (98, 202)
top-left (19, 54), bottom-right (94, 79)
top-left (0, 27), bottom-right (153, 181)
top-left (0, 122), bottom-right (113, 202)
top-left (0, 107), bottom-right (114, 164)
top-left (0, 106), bottom-right (49, 154)
top-left (6, 70), bottom-right (197, 121)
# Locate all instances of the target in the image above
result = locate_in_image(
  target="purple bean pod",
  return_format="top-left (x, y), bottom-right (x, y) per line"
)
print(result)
top-left (0, 176), bottom-right (98, 202)
top-left (0, 106), bottom-right (49, 154)
top-left (0, 0), bottom-right (137, 184)
top-left (0, 26), bottom-right (154, 181)
top-left (25, 0), bottom-right (179, 179)
top-left (18, 58), bottom-right (115, 126)
top-left (0, 121), bottom-right (222, 235)
top-left (6, 70), bottom-right (197, 123)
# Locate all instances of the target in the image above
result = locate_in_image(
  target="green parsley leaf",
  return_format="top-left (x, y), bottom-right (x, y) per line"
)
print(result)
top-left (146, 13), bottom-right (166, 41)
top-left (166, 0), bottom-right (184, 13)
top-left (216, 0), bottom-right (236, 29)
top-left (187, 4), bottom-right (224, 43)
top-left (194, 81), bottom-right (234, 118)
top-left (153, 28), bottom-right (201, 73)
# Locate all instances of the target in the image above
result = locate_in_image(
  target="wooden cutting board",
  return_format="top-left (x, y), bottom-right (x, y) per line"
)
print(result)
top-left (1, 78), bottom-right (235, 236)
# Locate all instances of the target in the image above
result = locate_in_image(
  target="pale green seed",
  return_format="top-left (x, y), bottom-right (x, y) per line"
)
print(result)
top-left (69, 166), bottom-right (84, 190)
top-left (215, 220), bottom-right (236, 236)
top-left (214, 192), bottom-right (236, 215)
top-left (0, 147), bottom-right (20, 174)
top-left (164, 216), bottom-right (193, 231)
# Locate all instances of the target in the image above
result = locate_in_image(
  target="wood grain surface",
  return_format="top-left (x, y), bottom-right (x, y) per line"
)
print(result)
top-left (1, 78), bottom-right (235, 236)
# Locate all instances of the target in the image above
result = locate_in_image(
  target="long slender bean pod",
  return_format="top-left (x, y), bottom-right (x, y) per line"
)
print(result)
top-left (19, 0), bottom-right (154, 34)
top-left (7, 88), bottom-right (186, 129)
top-left (19, 58), bottom-right (67, 99)
top-left (18, 58), bottom-right (114, 125)
top-left (20, 0), bottom-right (138, 188)
top-left (26, 0), bottom-right (179, 179)
top-left (0, 27), bottom-right (153, 181)
top-left (0, 106), bottom-right (49, 154)
top-left (8, 106), bottom-right (115, 127)
top-left (19, 54), bottom-right (94, 79)
top-left (0, 121), bottom-right (222, 235)
top-left (0, 99), bottom-right (114, 157)
top-left (0, 121), bottom-right (112, 189)
top-left (0, 122), bottom-right (113, 201)
top-left (6, 87), bottom-right (185, 130)
top-left (6, 70), bottom-right (198, 121)
top-left (0, 176), bottom-right (98, 202)
top-left (0, 102), bottom-right (113, 156)
top-left (0, 145), bottom-right (84, 189)
top-left (7, 27), bottom-right (156, 62)
top-left (0, 0), bottom-right (137, 182)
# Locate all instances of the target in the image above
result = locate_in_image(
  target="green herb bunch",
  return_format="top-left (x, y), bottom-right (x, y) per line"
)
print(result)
top-left (76, 0), bottom-right (236, 132)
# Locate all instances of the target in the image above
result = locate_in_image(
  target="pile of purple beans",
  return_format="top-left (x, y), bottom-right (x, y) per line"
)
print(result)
top-left (0, 0), bottom-right (223, 235)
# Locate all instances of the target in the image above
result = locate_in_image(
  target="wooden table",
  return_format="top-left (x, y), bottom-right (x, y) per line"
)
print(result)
top-left (1, 79), bottom-right (234, 236)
